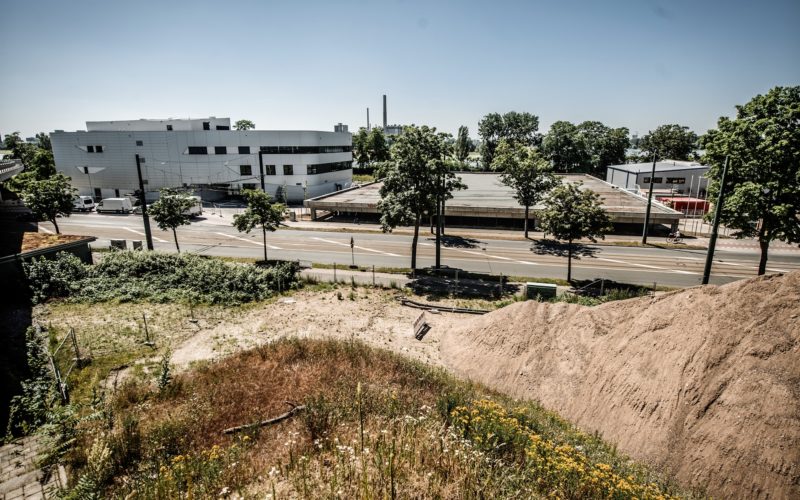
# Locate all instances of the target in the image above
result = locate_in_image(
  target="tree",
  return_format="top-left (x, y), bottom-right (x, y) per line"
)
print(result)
top-left (538, 182), bottom-right (612, 282)
top-left (700, 86), bottom-right (800, 275)
top-left (478, 111), bottom-right (540, 169)
top-left (149, 189), bottom-right (194, 252)
top-left (638, 124), bottom-right (698, 161)
top-left (234, 120), bottom-right (255, 131)
top-left (576, 121), bottom-right (629, 174)
top-left (541, 121), bottom-right (588, 172)
top-left (455, 125), bottom-right (470, 164)
top-left (35, 132), bottom-right (52, 152)
top-left (493, 140), bottom-right (557, 238)
top-left (352, 127), bottom-right (371, 168)
top-left (232, 190), bottom-right (285, 262)
top-left (377, 125), bottom-right (463, 270)
top-left (19, 173), bottom-right (75, 234)
top-left (367, 128), bottom-right (390, 163)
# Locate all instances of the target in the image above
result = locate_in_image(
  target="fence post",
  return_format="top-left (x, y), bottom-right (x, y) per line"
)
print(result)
top-left (143, 312), bottom-right (154, 346)
top-left (70, 327), bottom-right (82, 365)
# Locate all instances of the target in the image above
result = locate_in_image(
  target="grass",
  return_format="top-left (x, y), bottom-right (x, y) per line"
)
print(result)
top-left (352, 174), bottom-right (375, 183)
top-left (59, 338), bottom-right (692, 499)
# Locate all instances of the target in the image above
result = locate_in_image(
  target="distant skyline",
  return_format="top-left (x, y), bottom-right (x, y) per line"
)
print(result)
top-left (1, 0), bottom-right (798, 140)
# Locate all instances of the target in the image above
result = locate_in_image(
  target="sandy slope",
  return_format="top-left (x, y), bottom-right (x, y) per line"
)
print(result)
top-left (440, 272), bottom-right (800, 499)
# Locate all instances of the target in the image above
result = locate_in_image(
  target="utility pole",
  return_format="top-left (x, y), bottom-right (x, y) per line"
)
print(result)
top-left (135, 154), bottom-right (154, 250)
top-left (435, 173), bottom-right (442, 269)
top-left (702, 156), bottom-right (729, 285)
top-left (257, 150), bottom-right (266, 191)
top-left (641, 152), bottom-right (658, 245)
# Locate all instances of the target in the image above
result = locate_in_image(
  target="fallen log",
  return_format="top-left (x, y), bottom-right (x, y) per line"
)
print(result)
top-left (222, 404), bottom-right (306, 435)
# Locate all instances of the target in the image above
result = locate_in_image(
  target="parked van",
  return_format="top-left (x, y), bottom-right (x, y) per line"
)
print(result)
top-left (96, 197), bottom-right (133, 214)
top-left (73, 195), bottom-right (96, 212)
top-left (186, 195), bottom-right (203, 216)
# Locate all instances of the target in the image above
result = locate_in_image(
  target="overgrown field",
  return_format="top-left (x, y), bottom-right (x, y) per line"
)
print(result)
top-left (48, 338), bottom-right (689, 499)
top-left (23, 251), bottom-right (298, 304)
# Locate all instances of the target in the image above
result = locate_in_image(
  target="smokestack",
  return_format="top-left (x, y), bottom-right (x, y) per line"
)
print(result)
top-left (382, 94), bottom-right (387, 129)
top-left (367, 108), bottom-right (370, 131)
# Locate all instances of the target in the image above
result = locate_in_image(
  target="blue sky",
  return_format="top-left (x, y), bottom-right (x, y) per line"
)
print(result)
top-left (1, 0), bottom-right (798, 139)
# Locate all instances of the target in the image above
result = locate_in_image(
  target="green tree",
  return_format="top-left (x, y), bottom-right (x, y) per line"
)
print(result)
top-left (576, 121), bottom-right (629, 174)
top-left (541, 121), bottom-right (588, 172)
top-left (701, 86), bottom-right (800, 275)
top-left (638, 124), bottom-right (698, 161)
top-left (367, 128), bottom-right (390, 163)
top-left (35, 132), bottom-right (52, 152)
top-left (454, 125), bottom-right (470, 164)
top-left (479, 111), bottom-right (540, 169)
top-left (233, 120), bottom-right (255, 130)
top-left (19, 173), bottom-right (76, 234)
top-left (149, 189), bottom-right (194, 252)
top-left (232, 190), bottom-right (285, 262)
top-left (493, 140), bottom-right (557, 238)
top-left (378, 125), bottom-right (462, 270)
top-left (538, 182), bottom-right (612, 282)
top-left (353, 127), bottom-right (371, 168)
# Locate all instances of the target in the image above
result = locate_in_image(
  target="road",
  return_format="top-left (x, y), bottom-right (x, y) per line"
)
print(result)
top-left (39, 212), bottom-right (800, 288)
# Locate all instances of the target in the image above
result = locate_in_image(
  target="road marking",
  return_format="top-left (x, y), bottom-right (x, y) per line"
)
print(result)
top-left (215, 232), bottom-right (281, 249)
top-left (39, 226), bottom-right (54, 234)
top-left (673, 255), bottom-right (790, 273)
top-left (123, 227), bottom-right (168, 243)
top-left (596, 256), bottom-right (696, 275)
top-left (312, 237), bottom-right (400, 257)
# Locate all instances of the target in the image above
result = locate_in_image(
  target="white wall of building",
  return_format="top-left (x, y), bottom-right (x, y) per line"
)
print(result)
top-left (51, 119), bottom-right (352, 203)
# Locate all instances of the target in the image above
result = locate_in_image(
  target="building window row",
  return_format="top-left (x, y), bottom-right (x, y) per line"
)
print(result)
top-left (665, 177), bottom-right (686, 184)
top-left (188, 145), bottom-right (350, 155)
top-left (86, 145), bottom-right (104, 153)
top-left (259, 145), bottom-right (352, 154)
top-left (306, 161), bottom-right (352, 175)
top-left (642, 177), bottom-right (663, 184)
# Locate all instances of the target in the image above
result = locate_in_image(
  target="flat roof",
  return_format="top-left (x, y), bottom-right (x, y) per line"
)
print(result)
top-left (607, 160), bottom-right (709, 174)
top-left (307, 173), bottom-right (681, 223)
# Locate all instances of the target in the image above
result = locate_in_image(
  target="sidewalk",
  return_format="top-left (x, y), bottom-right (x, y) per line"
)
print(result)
top-left (0, 436), bottom-right (66, 500)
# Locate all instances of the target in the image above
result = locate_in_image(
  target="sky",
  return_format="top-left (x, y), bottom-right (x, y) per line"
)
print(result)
top-left (1, 0), bottom-right (798, 140)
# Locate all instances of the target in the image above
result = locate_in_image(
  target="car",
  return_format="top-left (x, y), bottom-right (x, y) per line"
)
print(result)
top-left (73, 195), bottom-right (96, 212)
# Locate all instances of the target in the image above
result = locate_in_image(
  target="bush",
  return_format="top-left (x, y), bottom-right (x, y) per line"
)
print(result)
top-left (23, 251), bottom-right (299, 305)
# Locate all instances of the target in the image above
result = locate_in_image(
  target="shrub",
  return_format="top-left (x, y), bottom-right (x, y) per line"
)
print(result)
top-left (23, 253), bottom-right (87, 304)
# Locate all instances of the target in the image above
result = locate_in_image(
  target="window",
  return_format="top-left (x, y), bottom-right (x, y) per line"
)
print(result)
top-left (86, 145), bottom-right (94, 153)
top-left (139, 157), bottom-right (146, 163)
top-left (259, 145), bottom-right (352, 154)
top-left (114, 189), bottom-right (120, 197)
top-left (306, 161), bottom-right (353, 175)
top-left (666, 177), bottom-right (686, 184)
top-left (238, 146), bottom-right (250, 154)
top-left (283, 165), bottom-right (293, 175)
top-left (242, 183), bottom-right (257, 190)
top-left (265, 165), bottom-right (276, 175)
top-left (239, 165), bottom-right (252, 176)
top-left (95, 145), bottom-right (103, 153)
top-left (643, 177), bottom-right (663, 184)
top-left (136, 140), bottom-right (143, 146)
top-left (216, 125), bottom-right (230, 130)
top-left (188, 146), bottom-right (207, 154)
top-left (215, 146), bottom-right (227, 155)
top-left (203, 122), bottom-right (210, 130)
top-left (166, 125), bottom-right (173, 131)
top-left (94, 188), bottom-right (101, 199)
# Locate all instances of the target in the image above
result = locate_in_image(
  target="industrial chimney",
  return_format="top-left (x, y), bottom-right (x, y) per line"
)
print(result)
top-left (382, 94), bottom-right (387, 129)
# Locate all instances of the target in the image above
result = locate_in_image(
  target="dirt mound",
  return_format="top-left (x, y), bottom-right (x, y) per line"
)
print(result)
top-left (441, 272), bottom-right (800, 499)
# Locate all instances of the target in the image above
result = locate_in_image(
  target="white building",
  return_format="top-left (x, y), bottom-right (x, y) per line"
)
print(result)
top-left (605, 160), bottom-right (710, 197)
top-left (51, 117), bottom-right (353, 203)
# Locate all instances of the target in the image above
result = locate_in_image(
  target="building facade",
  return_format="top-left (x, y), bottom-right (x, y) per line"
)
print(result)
top-left (605, 160), bottom-right (709, 197)
top-left (51, 117), bottom-right (353, 203)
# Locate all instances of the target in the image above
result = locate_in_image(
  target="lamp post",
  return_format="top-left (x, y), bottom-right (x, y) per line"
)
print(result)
top-left (135, 154), bottom-right (155, 250)
top-left (641, 152), bottom-right (658, 244)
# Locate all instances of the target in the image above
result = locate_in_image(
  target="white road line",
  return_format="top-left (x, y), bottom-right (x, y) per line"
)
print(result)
top-left (312, 237), bottom-right (400, 257)
top-left (454, 248), bottom-right (539, 266)
top-left (38, 226), bottom-right (54, 234)
top-left (673, 255), bottom-right (790, 273)
top-left (215, 232), bottom-right (281, 249)
top-left (123, 227), bottom-right (168, 243)
top-left (597, 256), bottom-right (696, 275)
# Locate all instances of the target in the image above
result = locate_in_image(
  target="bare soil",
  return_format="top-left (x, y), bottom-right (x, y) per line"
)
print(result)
top-left (440, 271), bottom-right (800, 499)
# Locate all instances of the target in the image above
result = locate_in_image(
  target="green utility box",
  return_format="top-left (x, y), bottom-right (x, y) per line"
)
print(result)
top-left (526, 282), bottom-right (557, 300)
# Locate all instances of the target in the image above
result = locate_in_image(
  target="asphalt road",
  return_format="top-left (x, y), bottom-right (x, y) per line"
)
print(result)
top-left (39, 212), bottom-right (800, 288)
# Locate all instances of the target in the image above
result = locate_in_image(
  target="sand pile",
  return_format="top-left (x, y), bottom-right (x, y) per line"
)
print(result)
top-left (441, 272), bottom-right (800, 499)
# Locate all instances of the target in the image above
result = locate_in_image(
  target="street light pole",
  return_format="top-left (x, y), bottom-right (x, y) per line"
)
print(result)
top-left (135, 154), bottom-right (155, 250)
top-left (702, 155), bottom-right (729, 285)
top-left (641, 152), bottom-right (658, 245)
top-left (257, 150), bottom-right (266, 191)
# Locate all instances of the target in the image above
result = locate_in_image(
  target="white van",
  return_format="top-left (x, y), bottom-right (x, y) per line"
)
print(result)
top-left (186, 195), bottom-right (203, 216)
top-left (96, 197), bottom-right (133, 214)
top-left (73, 195), bottom-right (96, 212)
